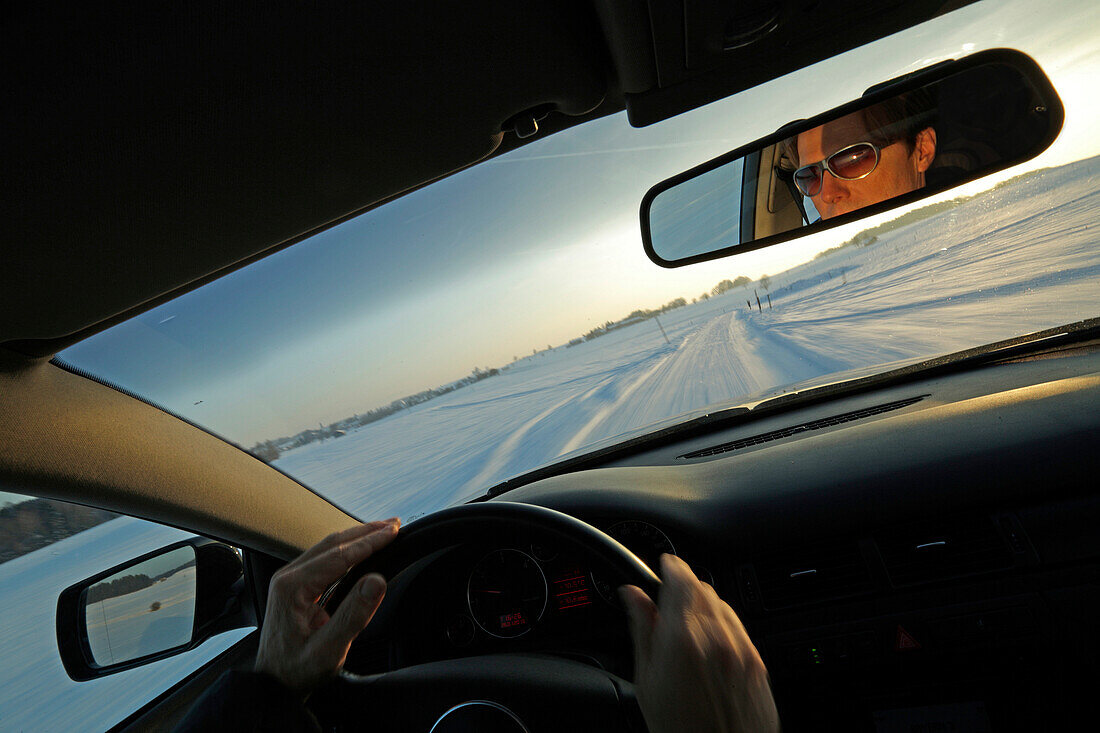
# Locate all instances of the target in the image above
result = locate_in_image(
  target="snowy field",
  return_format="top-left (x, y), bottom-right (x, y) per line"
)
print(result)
top-left (275, 155), bottom-right (1100, 522)
top-left (1, 155), bottom-right (1096, 730)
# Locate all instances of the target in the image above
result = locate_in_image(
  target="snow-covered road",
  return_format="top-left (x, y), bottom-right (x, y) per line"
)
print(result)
top-left (563, 308), bottom-right (834, 452)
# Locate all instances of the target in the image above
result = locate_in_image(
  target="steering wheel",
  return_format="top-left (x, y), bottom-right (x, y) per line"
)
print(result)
top-left (313, 501), bottom-right (662, 732)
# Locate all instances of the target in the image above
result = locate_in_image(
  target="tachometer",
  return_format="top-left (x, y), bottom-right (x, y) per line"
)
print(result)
top-left (467, 549), bottom-right (548, 639)
top-left (592, 521), bottom-right (676, 604)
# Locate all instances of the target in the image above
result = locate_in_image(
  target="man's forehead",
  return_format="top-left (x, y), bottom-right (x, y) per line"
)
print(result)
top-left (797, 112), bottom-right (869, 160)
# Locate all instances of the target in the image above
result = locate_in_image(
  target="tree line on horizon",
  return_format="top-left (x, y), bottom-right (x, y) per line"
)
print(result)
top-left (0, 498), bottom-right (118, 565)
top-left (85, 558), bottom-right (196, 604)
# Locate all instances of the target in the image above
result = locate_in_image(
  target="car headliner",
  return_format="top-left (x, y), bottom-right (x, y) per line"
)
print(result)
top-left (2, 0), bottom-right (968, 355)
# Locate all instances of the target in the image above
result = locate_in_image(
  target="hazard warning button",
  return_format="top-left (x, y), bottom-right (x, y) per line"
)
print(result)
top-left (895, 625), bottom-right (921, 651)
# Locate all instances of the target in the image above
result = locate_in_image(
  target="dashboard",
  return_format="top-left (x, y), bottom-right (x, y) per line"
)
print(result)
top-left (348, 341), bottom-right (1100, 731)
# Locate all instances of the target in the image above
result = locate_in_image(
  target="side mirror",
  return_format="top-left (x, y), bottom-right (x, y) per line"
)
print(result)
top-left (56, 537), bottom-right (255, 681)
top-left (641, 48), bottom-right (1063, 267)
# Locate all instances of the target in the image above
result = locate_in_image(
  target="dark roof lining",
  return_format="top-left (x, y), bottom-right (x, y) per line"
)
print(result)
top-left (2, 1), bottom-right (618, 352)
top-left (4, 94), bottom-right (626, 359)
top-left (3, 0), bottom-right (973, 355)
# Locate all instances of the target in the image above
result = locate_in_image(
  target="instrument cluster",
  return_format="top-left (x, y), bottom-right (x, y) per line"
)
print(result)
top-left (384, 517), bottom-right (721, 669)
top-left (458, 520), bottom-right (677, 642)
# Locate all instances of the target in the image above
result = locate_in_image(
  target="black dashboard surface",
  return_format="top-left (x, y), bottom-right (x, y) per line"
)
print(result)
top-left (352, 344), bottom-right (1100, 730)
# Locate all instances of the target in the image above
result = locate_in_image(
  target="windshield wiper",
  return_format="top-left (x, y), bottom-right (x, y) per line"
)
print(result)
top-left (476, 317), bottom-right (1100, 501)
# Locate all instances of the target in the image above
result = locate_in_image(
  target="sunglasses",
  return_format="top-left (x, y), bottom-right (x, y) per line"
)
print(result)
top-left (792, 141), bottom-right (882, 197)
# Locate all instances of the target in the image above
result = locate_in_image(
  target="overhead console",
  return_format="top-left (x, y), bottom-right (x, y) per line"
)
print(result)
top-left (593, 0), bottom-right (978, 126)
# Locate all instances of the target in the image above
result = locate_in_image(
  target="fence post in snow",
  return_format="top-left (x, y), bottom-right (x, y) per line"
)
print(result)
top-left (755, 290), bottom-right (762, 312)
top-left (767, 294), bottom-right (772, 310)
top-left (654, 315), bottom-right (670, 345)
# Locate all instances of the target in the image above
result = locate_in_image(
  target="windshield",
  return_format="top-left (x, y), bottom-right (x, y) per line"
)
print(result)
top-left (59, 0), bottom-right (1100, 522)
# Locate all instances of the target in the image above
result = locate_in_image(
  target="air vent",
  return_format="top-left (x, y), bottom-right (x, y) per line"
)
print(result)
top-left (877, 515), bottom-right (1013, 587)
top-left (753, 541), bottom-right (873, 610)
top-left (679, 395), bottom-right (928, 459)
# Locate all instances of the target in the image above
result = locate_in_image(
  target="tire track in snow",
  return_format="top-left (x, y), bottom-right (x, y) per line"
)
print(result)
top-left (560, 308), bottom-right (833, 448)
top-left (559, 347), bottom-right (681, 455)
top-left (459, 389), bottom-right (585, 494)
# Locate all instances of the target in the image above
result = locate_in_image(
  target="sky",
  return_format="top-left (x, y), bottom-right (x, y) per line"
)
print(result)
top-left (58, 0), bottom-right (1100, 446)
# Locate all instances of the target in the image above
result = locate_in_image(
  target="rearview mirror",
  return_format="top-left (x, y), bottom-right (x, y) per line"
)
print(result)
top-left (641, 49), bottom-right (1063, 267)
top-left (57, 537), bottom-right (255, 680)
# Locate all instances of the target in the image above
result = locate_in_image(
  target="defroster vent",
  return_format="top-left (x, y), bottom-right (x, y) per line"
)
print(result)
top-left (679, 395), bottom-right (927, 459)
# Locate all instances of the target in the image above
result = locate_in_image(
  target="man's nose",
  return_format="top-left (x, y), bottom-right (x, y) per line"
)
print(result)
top-left (818, 170), bottom-right (847, 203)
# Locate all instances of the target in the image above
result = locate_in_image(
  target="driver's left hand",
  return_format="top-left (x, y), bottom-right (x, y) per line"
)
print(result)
top-left (254, 517), bottom-right (400, 696)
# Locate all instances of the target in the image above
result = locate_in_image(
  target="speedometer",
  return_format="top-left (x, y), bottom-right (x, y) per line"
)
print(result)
top-left (607, 520), bottom-right (676, 569)
top-left (467, 549), bottom-right (548, 639)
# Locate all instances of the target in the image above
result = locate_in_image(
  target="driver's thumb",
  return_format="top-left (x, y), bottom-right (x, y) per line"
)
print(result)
top-left (317, 573), bottom-right (387, 655)
top-left (619, 585), bottom-right (656, 670)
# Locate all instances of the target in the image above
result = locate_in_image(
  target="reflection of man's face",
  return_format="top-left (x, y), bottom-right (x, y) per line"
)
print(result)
top-left (796, 111), bottom-right (936, 220)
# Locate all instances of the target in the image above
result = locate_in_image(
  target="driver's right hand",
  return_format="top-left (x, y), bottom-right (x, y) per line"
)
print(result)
top-left (620, 554), bottom-right (780, 733)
